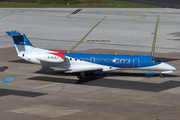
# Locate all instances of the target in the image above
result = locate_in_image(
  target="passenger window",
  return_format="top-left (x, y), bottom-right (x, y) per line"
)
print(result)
top-left (126, 60), bottom-right (129, 63)
top-left (85, 58), bottom-right (88, 61)
top-left (97, 59), bottom-right (99, 62)
top-left (102, 59), bottom-right (105, 62)
top-left (107, 59), bottom-right (110, 62)
top-left (75, 58), bottom-right (77, 61)
top-left (91, 59), bottom-right (94, 62)
top-left (121, 60), bottom-right (124, 63)
top-left (70, 58), bottom-right (72, 60)
top-left (80, 58), bottom-right (82, 61)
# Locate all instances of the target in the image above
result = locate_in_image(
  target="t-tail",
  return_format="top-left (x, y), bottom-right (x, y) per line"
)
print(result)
top-left (6, 30), bottom-right (65, 64)
top-left (6, 30), bottom-right (36, 57)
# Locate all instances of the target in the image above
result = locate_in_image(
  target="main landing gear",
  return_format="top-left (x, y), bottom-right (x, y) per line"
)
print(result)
top-left (77, 72), bottom-right (86, 80)
top-left (77, 72), bottom-right (95, 80)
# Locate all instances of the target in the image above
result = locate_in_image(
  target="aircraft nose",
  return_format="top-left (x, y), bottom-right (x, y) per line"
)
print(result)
top-left (160, 62), bottom-right (176, 71)
top-left (169, 64), bottom-right (176, 71)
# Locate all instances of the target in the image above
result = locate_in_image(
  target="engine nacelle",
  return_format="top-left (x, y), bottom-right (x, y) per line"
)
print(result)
top-left (36, 53), bottom-right (65, 63)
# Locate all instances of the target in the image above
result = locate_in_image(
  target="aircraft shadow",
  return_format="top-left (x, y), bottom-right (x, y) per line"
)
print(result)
top-left (9, 59), bottom-right (34, 64)
top-left (11, 58), bottom-right (179, 92)
top-left (28, 71), bottom-right (180, 92)
top-left (157, 57), bottom-right (180, 62)
top-left (34, 67), bottom-right (179, 78)
top-left (0, 88), bottom-right (47, 97)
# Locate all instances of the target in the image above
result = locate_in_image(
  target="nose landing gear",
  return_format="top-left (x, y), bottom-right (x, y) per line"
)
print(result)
top-left (160, 71), bottom-right (174, 78)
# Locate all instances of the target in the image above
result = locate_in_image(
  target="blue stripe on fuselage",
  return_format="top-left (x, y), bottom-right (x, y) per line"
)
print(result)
top-left (63, 53), bottom-right (162, 68)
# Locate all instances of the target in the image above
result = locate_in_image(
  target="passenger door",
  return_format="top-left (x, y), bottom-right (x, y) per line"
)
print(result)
top-left (133, 58), bottom-right (139, 68)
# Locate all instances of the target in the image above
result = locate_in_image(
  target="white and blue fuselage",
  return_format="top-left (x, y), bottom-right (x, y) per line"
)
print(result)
top-left (6, 30), bottom-right (176, 79)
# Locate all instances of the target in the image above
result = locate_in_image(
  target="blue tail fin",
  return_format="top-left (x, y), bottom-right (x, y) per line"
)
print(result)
top-left (6, 30), bottom-right (33, 47)
top-left (6, 30), bottom-right (35, 56)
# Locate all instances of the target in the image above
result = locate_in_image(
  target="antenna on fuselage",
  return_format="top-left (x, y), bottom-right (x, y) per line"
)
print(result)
top-left (151, 15), bottom-right (160, 56)
top-left (68, 16), bottom-right (106, 53)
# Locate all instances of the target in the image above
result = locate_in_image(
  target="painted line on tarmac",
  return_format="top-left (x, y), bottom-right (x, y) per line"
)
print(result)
top-left (96, 12), bottom-right (102, 14)
top-left (12, 36), bottom-right (180, 51)
top-left (121, 12), bottom-right (146, 21)
top-left (151, 12), bottom-right (156, 14)
top-left (71, 9), bottom-right (82, 14)
top-left (67, 9), bottom-right (82, 18)
top-left (0, 13), bottom-right (14, 19)
top-left (117, 12), bottom-right (123, 14)
top-left (10, 36), bottom-right (180, 51)
top-left (2, 77), bottom-right (16, 83)
top-left (166, 39), bottom-right (180, 41)
top-left (67, 11), bottom-right (146, 21)
top-left (87, 40), bottom-right (110, 42)
top-left (151, 12), bottom-right (167, 14)
top-left (0, 74), bottom-right (33, 78)
top-left (0, 66), bottom-right (8, 72)
top-left (33, 83), bottom-right (61, 90)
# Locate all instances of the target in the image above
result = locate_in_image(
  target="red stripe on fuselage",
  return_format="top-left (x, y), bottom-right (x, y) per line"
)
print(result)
top-left (50, 53), bottom-right (65, 60)
top-left (49, 50), bottom-right (67, 53)
top-left (123, 65), bottom-right (133, 68)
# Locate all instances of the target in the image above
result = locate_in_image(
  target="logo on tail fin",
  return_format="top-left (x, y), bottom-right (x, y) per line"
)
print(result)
top-left (7, 30), bottom-right (35, 55)
top-left (19, 41), bottom-right (26, 45)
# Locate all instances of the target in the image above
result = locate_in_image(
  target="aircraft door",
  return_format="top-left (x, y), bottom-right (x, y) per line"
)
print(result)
top-left (115, 58), bottom-right (119, 64)
top-left (133, 58), bottom-right (139, 68)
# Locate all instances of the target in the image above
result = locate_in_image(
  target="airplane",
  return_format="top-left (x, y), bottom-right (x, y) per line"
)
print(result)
top-left (6, 29), bottom-right (176, 80)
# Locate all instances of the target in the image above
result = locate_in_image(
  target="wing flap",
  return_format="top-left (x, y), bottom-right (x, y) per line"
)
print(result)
top-left (65, 67), bottom-right (103, 73)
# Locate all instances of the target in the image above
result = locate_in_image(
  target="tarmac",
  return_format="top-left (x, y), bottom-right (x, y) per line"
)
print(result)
top-left (0, 8), bottom-right (180, 120)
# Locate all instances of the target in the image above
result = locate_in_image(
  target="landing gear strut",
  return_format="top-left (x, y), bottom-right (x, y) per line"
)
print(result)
top-left (159, 73), bottom-right (164, 78)
top-left (77, 72), bottom-right (86, 80)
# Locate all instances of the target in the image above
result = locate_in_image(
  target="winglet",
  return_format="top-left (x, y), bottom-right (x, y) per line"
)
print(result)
top-left (6, 30), bottom-right (22, 36)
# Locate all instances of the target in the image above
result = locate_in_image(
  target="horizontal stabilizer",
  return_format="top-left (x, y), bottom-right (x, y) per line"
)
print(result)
top-left (65, 67), bottom-right (103, 73)
top-left (6, 30), bottom-right (22, 36)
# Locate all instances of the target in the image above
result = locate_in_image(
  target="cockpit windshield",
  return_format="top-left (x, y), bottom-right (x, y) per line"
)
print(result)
top-left (152, 58), bottom-right (161, 63)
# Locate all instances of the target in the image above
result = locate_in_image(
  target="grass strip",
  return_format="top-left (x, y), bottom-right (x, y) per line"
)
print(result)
top-left (0, 0), bottom-right (162, 8)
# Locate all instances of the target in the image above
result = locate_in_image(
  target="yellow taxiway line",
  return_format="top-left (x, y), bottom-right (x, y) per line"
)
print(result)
top-left (151, 15), bottom-right (160, 56)
top-left (0, 13), bottom-right (14, 19)
top-left (68, 16), bottom-right (106, 53)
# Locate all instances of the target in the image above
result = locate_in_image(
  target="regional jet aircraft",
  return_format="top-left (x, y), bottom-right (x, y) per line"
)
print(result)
top-left (6, 30), bottom-right (176, 80)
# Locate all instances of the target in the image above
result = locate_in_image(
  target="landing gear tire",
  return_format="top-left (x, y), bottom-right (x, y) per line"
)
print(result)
top-left (160, 74), bottom-right (164, 78)
top-left (77, 72), bottom-right (86, 80)
top-left (77, 75), bottom-right (83, 80)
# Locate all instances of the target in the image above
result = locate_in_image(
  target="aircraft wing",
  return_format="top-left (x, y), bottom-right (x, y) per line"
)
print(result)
top-left (65, 67), bottom-right (103, 73)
